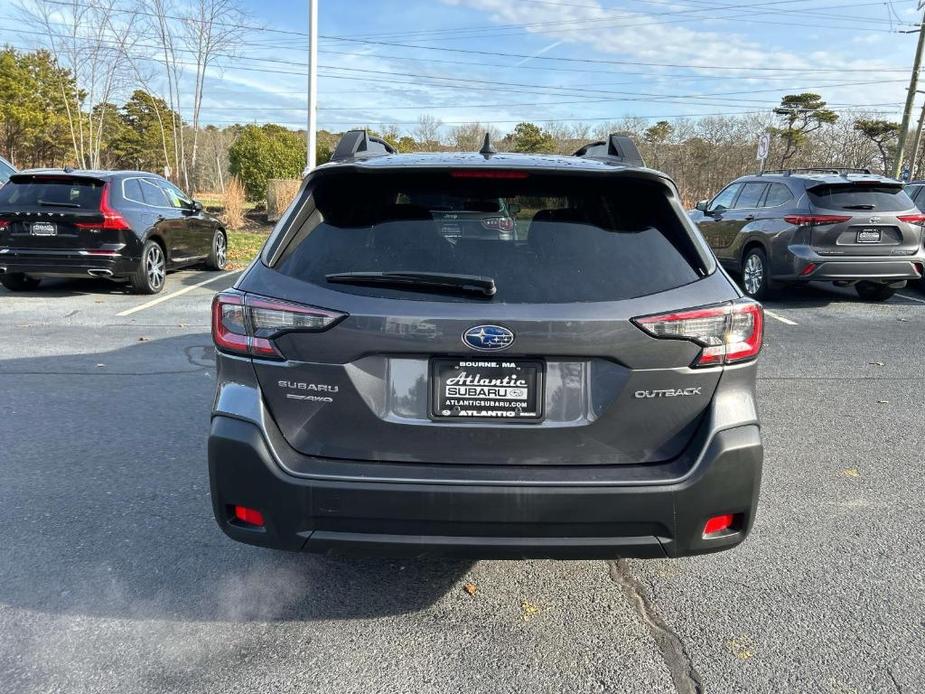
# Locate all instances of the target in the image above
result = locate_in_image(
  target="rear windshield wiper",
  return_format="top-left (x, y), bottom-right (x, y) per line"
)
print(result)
top-left (326, 271), bottom-right (497, 297)
top-left (37, 200), bottom-right (81, 208)
top-left (842, 204), bottom-right (876, 210)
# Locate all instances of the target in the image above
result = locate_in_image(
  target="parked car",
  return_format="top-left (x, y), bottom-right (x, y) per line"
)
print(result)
top-left (0, 156), bottom-right (15, 186)
top-left (208, 131), bottom-right (764, 559)
top-left (0, 169), bottom-right (227, 294)
top-left (689, 169), bottom-right (925, 301)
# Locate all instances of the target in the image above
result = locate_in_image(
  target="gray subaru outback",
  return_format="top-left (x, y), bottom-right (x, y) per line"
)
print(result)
top-left (208, 132), bottom-right (764, 559)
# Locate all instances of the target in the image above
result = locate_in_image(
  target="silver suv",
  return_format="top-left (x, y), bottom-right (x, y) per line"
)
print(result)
top-left (690, 169), bottom-right (925, 301)
top-left (208, 132), bottom-right (764, 559)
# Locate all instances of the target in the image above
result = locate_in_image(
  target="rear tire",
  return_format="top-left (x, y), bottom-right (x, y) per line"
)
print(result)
top-left (130, 240), bottom-right (166, 295)
top-left (206, 230), bottom-right (227, 271)
top-left (0, 273), bottom-right (41, 291)
top-left (740, 247), bottom-right (773, 300)
top-left (855, 281), bottom-right (895, 302)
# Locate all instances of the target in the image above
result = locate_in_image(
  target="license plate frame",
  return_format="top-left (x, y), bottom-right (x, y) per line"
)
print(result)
top-left (30, 222), bottom-right (57, 237)
top-left (430, 357), bottom-right (545, 423)
top-left (856, 228), bottom-right (882, 244)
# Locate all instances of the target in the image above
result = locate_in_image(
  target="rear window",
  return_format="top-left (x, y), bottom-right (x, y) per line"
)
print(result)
top-left (0, 177), bottom-right (103, 209)
top-left (273, 172), bottom-right (704, 303)
top-left (809, 184), bottom-right (913, 212)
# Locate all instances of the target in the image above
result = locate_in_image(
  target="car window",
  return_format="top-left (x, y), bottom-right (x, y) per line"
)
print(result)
top-left (708, 183), bottom-right (741, 212)
top-left (808, 184), bottom-right (913, 212)
top-left (906, 184), bottom-right (923, 203)
top-left (733, 182), bottom-right (767, 210)
top-left (140, 179), bottom-right (171, 207)
top-left (122, 178), bottom-right (144, 204)
top-left (0, 177), bottom-right (103, 209)
top-left (0, 159), bottom-right (14, 184)
top-left (160, 180), bottom-right (192, 209)
top-left (763, 183), bottom-right (793, 208)
top-left (274, 172), bottom-right (704, 304)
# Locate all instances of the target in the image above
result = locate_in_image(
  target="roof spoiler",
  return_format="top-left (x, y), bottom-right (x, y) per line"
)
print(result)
top-left (759, 167), bottom-right (872, 176)
top-left (573, 134), bottom-right (645, 167)
top-left (330, 129), bottom-right (397, 162)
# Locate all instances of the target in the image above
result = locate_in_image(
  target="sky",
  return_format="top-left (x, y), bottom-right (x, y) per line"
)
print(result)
top-left (2, 0), bottom-right (924, 137)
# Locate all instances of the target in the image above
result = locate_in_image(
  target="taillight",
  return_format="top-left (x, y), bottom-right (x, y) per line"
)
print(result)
top-left (75, 183), bottom-right (130, 231)
top-left (632, 300), bottom-right (764, 368)
top-left (897, 214), bottom-right (925, 226)
top-left (0, 219), bottom-right (9, 230)
top-left (784, 214), bottom-right (851, 226)
top-left (211, 291), bottom-right (346, 359)
top-left (481, 216), bottom-right (515, 232)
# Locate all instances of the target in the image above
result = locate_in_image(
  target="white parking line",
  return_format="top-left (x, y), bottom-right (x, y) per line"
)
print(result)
top-left (764, 309), bottom-right (798, 326)
top-left (116, 272), bottom-right (239, 317)
top-left (896, 292), bottom-right (925, 305)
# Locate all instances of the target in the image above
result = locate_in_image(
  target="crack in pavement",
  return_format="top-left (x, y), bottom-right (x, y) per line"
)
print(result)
top-left (608, 560), bottom-right (703, 694)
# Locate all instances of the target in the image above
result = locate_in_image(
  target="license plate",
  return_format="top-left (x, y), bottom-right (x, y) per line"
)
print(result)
top-left (431, 358), bottom-right (544, 422)
top-left (31, 222), bottom-right (57, 237)
top-left (856, 228), bottom-right (881, 243)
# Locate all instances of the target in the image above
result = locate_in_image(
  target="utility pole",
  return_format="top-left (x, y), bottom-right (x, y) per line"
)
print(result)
top-left (306, 0), bottom-right (318, 172)
top-left (893, 17), bottom-right (925, 178)
top-left (909, 90), bottom-right (925, 179)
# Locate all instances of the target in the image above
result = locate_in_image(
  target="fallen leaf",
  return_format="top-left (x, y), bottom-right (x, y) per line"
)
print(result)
top-left (868, 361), bottom-right (885, 367)
top-left (841, 468), bottom-right (860, 478)
top-left (725, 636), bottom-right (754, 660)
top-left (520, 600), bottom-right (540, 621)
top-left (876, 400), bottom-right (888, 404)
top-left (897, 318), bottom-right (908, 322)
top-left (463, 582), bottom-right (477, 597)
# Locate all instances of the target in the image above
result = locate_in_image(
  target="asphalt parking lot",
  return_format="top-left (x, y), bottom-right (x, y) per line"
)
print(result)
top-left (1, 272), bottom-right (924, 694)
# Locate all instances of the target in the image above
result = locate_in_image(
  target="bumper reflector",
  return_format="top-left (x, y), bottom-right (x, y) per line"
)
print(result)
top-left (233, 505), bottom-right (265, 527)
top-left (703, 514), bottom-right (735, 537)
top-left (800, 263), bottom-right (817, 277)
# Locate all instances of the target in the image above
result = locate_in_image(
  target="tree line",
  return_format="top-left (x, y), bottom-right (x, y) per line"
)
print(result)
top-left (0, 38), bottom-right (911, 206)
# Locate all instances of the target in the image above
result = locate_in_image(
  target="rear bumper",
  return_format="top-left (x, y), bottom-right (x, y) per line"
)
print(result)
top-left (0, 249), bottom-right (138, 278)
top-left (208, 416), bottom-right (763, 559)
top-left (776, 246), bottom-right (923, 282)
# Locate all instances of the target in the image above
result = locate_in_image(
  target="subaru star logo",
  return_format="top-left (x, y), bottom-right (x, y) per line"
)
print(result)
top-left (462, 325), bottom-right (514, 351)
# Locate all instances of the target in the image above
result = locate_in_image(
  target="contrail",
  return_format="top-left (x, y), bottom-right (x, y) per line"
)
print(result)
top-left (514, 40), bottom-right (564, 67)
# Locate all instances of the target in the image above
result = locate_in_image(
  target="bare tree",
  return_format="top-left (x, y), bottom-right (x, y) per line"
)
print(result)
top-left (449, 122), bottom-right (502, 152)
top-left (413, 114), bottom-right (443, 151)
top-left (180, 0), bottom-right (245, 190)
top-left (20, 0), bottom-right (140, 168)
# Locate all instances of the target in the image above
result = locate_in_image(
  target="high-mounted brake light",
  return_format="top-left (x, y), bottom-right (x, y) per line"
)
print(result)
top-left (784, 214), bottom-right (851, 227)
top-left (632, 300), bottom-right (764, 368)
top-left (75, 183), bottom-right (130, 231)
top-left (211, 291), bottom-right (346, 359)
top-left (451, 170), bottom-right (529, 179)
top-left (897, 214), bottom-right (925, 226)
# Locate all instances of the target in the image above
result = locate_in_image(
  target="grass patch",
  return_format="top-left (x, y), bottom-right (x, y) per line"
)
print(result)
top-left (227, 229), bottom-right (270, 270)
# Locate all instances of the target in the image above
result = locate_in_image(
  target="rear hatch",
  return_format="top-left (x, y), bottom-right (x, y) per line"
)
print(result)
top-left (806, 181), bottom-right (922, 256)
top-left (229, 167), bottom-right (752, 467)
top-left (0, 174), bottom-right (123, 253)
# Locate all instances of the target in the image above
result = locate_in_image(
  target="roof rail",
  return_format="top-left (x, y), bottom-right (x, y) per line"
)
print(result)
top-left (330, 129), bottom-right (396, 162)
top-left (758, 167), bottom-right (872, 176)
top-left (572, 134), bottom-right (645, 167)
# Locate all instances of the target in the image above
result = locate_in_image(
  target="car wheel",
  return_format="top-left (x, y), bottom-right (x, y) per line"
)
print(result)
top-left (855, 281), bottom-right (895, 302)
top-left (741, 247), bottom-right (772, 300)
top-left (130, 240), bottom-right (166, 295)
top-left (0, 273), bottom-right (41, 291)
top-left (206, 230), bottom-right (227, 271)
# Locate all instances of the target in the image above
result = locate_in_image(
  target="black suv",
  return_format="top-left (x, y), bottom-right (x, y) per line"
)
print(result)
top-left (0, 169), bottom-right (226, 294)
top-left (208, 131), bottom-right (764, 559)
top-left (689, 169), bottom-right (925, 301)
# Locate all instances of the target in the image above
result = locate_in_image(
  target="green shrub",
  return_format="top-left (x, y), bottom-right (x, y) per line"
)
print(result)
top-left (228, 124), bottom-right (305, 201)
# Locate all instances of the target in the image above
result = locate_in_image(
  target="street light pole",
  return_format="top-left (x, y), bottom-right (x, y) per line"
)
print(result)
top-left (307, 0), bottom-right (318, 172)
